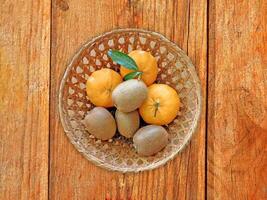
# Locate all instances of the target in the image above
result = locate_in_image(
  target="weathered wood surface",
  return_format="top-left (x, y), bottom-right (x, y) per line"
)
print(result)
top-left (50, 0), bottom-right (207, 199)
top-left (1, 0), bottom-right (266, 199)
top-left (0, 0), bottom-right (50, 199)
top-left (208, 0), bottom-right (267, 199)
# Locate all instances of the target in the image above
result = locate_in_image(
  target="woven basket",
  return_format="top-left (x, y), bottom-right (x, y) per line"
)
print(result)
top-left (59, 29), bottom-right (201, 173)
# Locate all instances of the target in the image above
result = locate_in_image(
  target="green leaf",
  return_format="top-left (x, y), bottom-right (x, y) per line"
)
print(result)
top-left (108, 50), bottom-right (138, 71)
top-left (124, 71), bottom-right (143, 81)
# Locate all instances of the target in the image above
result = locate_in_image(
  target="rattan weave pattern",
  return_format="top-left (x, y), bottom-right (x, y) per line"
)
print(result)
top-left (59, 29), bottom-right (201, 172)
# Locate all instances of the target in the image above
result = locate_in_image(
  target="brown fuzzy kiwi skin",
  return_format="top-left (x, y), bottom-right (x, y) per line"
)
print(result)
top-left (115, 110), bottom-right (140, 138)
top-left (133, 125), bottom-right (169, 156)
top-left (83, 107), bottom-right (116, 140)
top-left (112, 79), bottom-right (148, 113)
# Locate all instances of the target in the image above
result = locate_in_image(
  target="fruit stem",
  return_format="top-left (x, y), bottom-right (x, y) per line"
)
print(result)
top-left (137, 71), bottom-right (143, 80)
top-left (154, 101), bottom-right (160, 117)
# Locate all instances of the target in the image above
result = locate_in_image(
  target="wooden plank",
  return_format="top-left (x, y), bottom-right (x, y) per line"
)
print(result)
top-left (208, 0), bottom-right (267, 199)
top-left (50, 0), bottom-right (207, 199)
top-left (0, 0), bottom-right (50, 199)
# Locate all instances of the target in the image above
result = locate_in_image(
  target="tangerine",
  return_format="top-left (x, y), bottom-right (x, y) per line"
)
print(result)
top-left (139, 84), bottom-right (180, 125)
top-left (86, 68), bottom-right (122, 107)
top-left (120, 50), bottom-right (158, 86)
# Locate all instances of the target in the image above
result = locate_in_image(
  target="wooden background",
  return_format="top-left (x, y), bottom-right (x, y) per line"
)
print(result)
top-left (0, 0), bottom-right (266, 199)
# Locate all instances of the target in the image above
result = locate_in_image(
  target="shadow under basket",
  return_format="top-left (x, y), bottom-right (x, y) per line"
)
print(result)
top-left (58, 28), bottom-right (202, 173)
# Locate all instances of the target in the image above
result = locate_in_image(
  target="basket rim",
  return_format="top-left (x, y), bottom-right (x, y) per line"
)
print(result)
top-left (58, 28), bottom-right (202, 173)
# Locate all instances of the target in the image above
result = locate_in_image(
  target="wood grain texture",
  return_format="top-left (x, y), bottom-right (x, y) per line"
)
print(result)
top-left (208, 0), bottom-right (267, 199)
top-left (0, 0), bottom-right (50, 199)
top-left (50, 0), bottom-right (207, 199)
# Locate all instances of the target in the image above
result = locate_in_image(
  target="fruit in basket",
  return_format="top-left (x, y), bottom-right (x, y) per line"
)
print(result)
top-left (112, 79), bottom-right (148, 112)
top-left (139, 84), bottom-right (180, 125)
top-left (86, 68), bottom-right (122, 107)
top-left (120, 50), bottom-right (158, 86)
top-left (115, 110), bottom-right (140, 138)
top-left (133, 125), bottom-right (169, 156)
top-left (82, 107), bottom-right (116, 140)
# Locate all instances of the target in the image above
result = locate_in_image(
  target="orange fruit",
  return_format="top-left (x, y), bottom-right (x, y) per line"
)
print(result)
top-left (120, 50), bottom-right (158, 86)
top-left (86, 68), bottom-right (122, 107)
top-left (139, 84), bottom-right (180, 125)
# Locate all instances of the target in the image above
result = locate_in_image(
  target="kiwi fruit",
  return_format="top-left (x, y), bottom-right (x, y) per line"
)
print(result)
top-left (112, 79), bottom-right (148, 112)
top-left (133, 125), bottom-right (169, 156)
top-left (115, 110), bottom-right (140, 138)
top-left (83, 107), bottom-right (116, 140)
